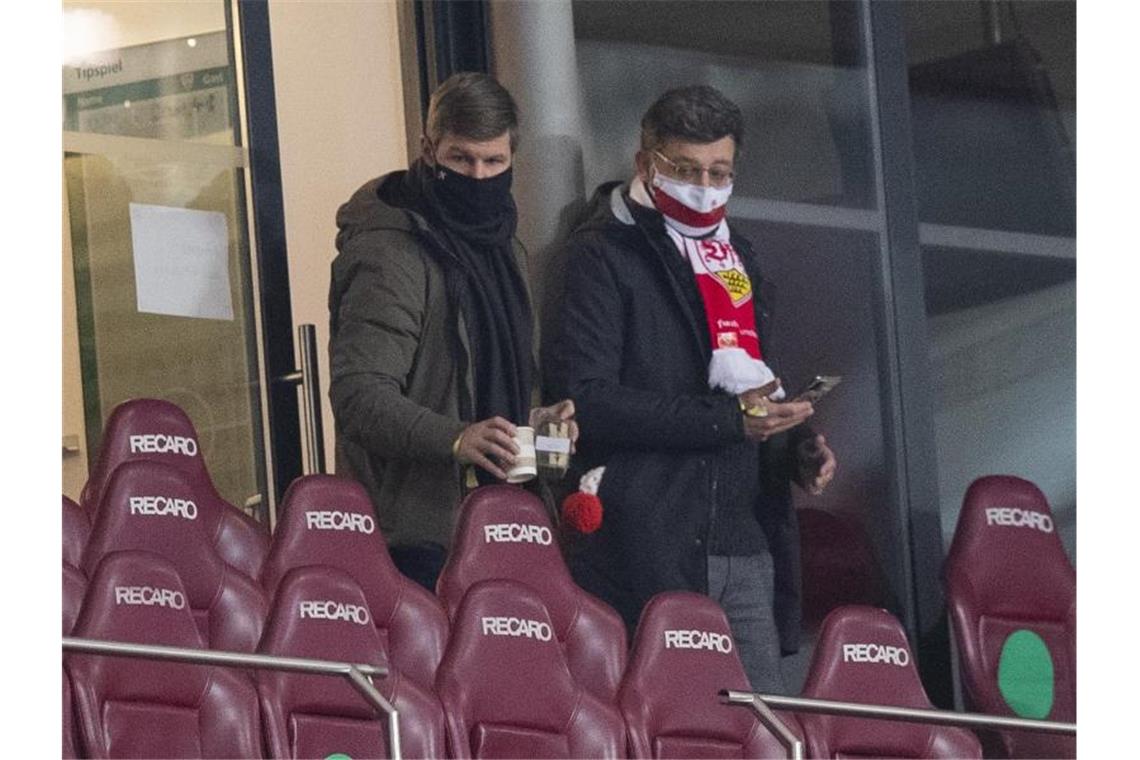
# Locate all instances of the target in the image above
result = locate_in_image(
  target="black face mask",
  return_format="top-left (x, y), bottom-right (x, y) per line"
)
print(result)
top-left (429, 162), bottom-right (514, 226)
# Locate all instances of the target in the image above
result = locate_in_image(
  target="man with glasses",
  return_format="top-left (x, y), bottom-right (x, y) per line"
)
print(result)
top-left (547, 85), bottom-right (836, 692)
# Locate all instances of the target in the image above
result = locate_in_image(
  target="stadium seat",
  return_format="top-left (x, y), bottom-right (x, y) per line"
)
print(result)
top-left (944, 475), bottom-right (1076, 758)
top-left (66, 551), bottom-right (263, 758)
top-left (619, 591), bottom-right (798, 758)
top-left (798, 606), bottom-right (981, 759)
top-left (437, 484), bottom-right (627, 702)
top-left (63, 670), bottom-right (78, 760)
top-left (435, 578), bottom-right (627, 758)
top-left (63, 562), bottom-right (86, 635)
top-left (81, 460), bottom-right (267, 651)
top-left (63, 495), bottom-right (90, 635)
top-left (260, 475), bottom-right (449, 688)
top-left (257, 565), bottom-right (446, 759)
top-left (80, 398), bottom-right (269, 579)
top-left (63, 495), bottom-right (89, 569)
top-left (798, 507), bottom-right (888, 633)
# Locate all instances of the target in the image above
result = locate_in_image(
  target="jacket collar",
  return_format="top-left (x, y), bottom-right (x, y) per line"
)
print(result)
top-left (610, 182), bottom-right (636, 226)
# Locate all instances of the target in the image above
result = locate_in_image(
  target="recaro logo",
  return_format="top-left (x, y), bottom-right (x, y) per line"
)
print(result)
top-left (842, 643), bottom-right (910, 667)
top-left (664, 629), bottom-right (734, 653)
top-left (480, 616), bottom-right (554, 641)
top-left (304, 510), bottom-right (375, 533)
top-left (299, 600), bottom-right (371, 625)
top-left (984, 507), bottom-right (1054, 533)
top-left (129, 495), bottom-right (198, 520)
top-left (482, 523), bottom-right (553, 545)
top-left (128, 433), bottom-right (198, 457)
top-left (114, 585), bottom-right (187, 610)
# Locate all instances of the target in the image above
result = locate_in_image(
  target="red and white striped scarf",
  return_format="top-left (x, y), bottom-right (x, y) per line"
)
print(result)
top-left (631, 178), bottom-right (783, 397)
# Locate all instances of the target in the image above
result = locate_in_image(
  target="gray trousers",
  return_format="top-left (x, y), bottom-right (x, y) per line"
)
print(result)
top-left (707, 553), bottom-right (787, 694)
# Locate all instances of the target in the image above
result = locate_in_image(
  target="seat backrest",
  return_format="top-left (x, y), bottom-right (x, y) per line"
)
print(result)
top-left (944, 475), bottom-right (1075, 757)
top-left (798, 507), bottom-right (888, 633)
top-left (258, 565), bottom-right (446, 759)
top-left (67, 551), bottom-right (263, 759)
top-left (80, 398), bottom-right (268, 579)
top-left (81, 460), bottom-right (267, 651)
top-left (63, 669), bottom-right (78, 760)
top-left (260, 474), bottom-right (449, 688)
top-left (63, 495), bottom-right (90, 635)
top-left (620, 591), bottom-right (794, 759)
top-left (63, 562), bottom-right (87, 635)
top-left (437, 484), bottom-right (627, 701)
top-left (800, 606), bottom-right (981, 759)
top-left (63, 495), bottom-right (90, 569)
top-left (435, 579), bottom-right (627, 759)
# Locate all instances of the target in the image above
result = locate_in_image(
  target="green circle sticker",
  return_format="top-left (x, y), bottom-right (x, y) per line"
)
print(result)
top-left (997, 629), bottom-right (1055, 719)
top-left (325, 754), bottom-right (352, 760)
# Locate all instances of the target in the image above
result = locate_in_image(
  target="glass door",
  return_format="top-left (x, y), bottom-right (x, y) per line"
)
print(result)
top-left (62, 0), bottom-right (284, 520)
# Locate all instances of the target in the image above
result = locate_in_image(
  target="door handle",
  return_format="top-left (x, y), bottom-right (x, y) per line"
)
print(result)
top-left (275, 323), bottom-right (326, 476)
top-left (62, 434), bottom-right (82, 456)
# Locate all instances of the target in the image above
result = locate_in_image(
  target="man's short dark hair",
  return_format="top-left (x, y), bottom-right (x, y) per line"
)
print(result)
top-left (640, 85), bottom-right (744, 152)
top-left (426, 72), bottom-right (520, 151)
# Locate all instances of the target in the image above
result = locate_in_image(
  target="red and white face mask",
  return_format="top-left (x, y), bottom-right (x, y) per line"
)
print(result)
top-left (650, 170), bottom-right (734, 237)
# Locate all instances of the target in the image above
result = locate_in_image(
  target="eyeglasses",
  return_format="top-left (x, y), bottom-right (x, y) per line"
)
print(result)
top-left (652, 150), bottom-right (735, 188)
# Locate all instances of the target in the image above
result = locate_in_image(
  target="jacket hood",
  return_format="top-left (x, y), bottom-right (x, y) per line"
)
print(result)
top-left (574, 179), bottom-right (638, 235)
top-left (335, 170), bottom-right (425, 252)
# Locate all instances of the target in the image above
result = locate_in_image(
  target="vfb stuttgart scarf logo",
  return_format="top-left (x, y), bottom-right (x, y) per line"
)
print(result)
top-left (698, 240), bottom-right (751, 305)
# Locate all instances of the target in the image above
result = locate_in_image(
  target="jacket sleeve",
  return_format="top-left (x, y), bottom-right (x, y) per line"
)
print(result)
top-left (548, 238), bottom-right (745, 452)
top-left (328, 232), bottom-right (465, 462)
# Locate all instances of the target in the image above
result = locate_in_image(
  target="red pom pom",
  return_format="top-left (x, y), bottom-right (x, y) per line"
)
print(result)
top-left (561, 492), bottom-right (603, 534)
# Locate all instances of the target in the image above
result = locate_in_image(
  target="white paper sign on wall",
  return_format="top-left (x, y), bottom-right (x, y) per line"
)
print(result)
top-left (129, 202), bottom-right (233, 321)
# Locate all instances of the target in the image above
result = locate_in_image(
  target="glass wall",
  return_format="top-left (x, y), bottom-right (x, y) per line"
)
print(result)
top-left (423, 0), bottom-right (1077, 703)
top-left (63, 1), bottom-right (267, 514)
top-left (903, 1), bottom-right (1077, 561)
top-left (905, 0), bottom-right (1075, 236)
top-left (573, 0), bottom-right (877, 208)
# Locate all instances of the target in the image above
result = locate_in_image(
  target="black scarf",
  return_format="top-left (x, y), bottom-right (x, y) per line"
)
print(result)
top-left (393, 160), bottom-right (533, 433)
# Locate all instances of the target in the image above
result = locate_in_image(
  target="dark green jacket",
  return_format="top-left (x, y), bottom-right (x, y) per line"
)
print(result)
top-left (328, 173), bottom-right (533, 549)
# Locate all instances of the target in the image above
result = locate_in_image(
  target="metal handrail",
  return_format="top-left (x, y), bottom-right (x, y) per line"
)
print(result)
top-left (730, 690), bottom-right (805, 760)
top-left (63, 637), bottom-right (401, 760)
top-left (722, 689), bottom-right (1076, 760)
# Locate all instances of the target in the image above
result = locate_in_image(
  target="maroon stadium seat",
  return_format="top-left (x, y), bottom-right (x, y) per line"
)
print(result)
top-left (260, 475), bottom-right (449, 688)
top-left (619, 591), bottom-right (797, 758)
top-left (81, 460), bottom-right (267, 651)
top-left (67, 551), bottom-right (263, 758)
top-left (63, 562), bottom-right (86, 636)
top-left (798, 507), bottom-right (888, 633)
top-left (435, 579), bottom-right (627, 758)
top-left (63, 495), bottom-right (90, 569)
top-left (63, 495), bottom-right (90, 636)
top-left (944, 475), bottom-right (1076, 758)
top-left (799, 606), bottom-right (981, 759)
top-left (620, 592), bottom-right (798, 760)
top-left (437, 484), bottom-right (627, 702)
top-left (63, 669), bottom-right (78, 760)
top-left (257, 565), bottom-right (446, 759)
top-left (80, 398), bottom-right (269, 579)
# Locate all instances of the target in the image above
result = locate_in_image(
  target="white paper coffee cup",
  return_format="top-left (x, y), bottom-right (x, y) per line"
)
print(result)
top-left (505, 426), bottom-right (537, 484)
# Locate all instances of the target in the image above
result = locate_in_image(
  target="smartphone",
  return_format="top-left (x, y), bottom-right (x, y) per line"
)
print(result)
top-left (793, 375), bottom-right (842, 404)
